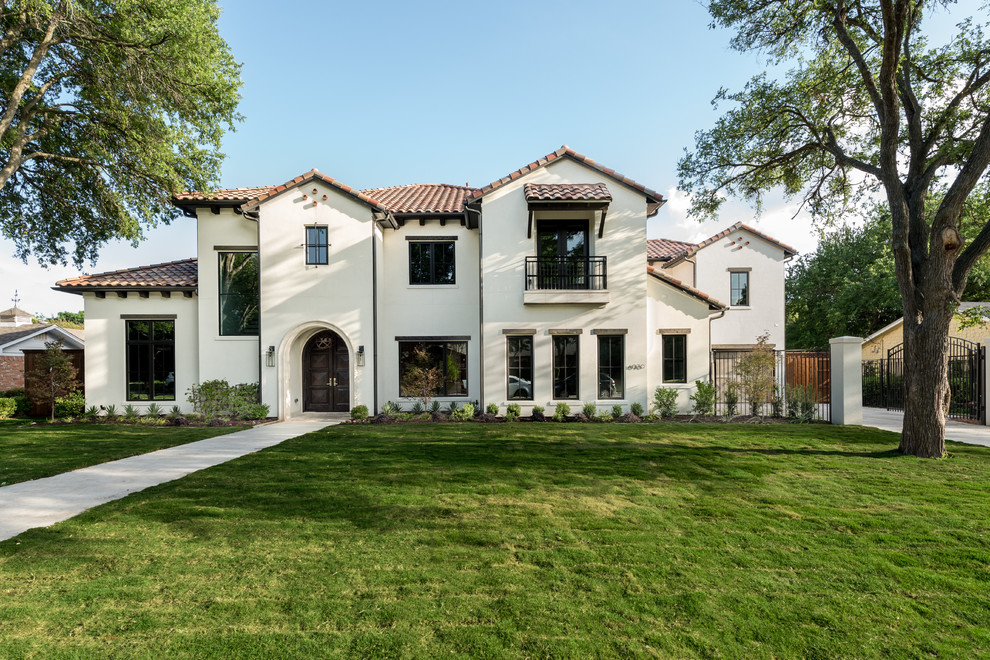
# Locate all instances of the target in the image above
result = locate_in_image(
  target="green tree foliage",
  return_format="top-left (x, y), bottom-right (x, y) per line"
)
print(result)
top-left (35, 309), bottom-right (84, 328)
top-left (0, 1), bottom-right (242, 265)
top-left (678, 2), bottom-right (990, 457)
top-left (26, 338), bottom-right (78, 421)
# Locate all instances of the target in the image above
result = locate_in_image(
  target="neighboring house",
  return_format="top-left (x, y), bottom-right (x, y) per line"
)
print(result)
top-left (862, 302), bottom-right (990, 359)
top-left (0, 307), bottom-right (85, 390)
top-left (55, 146), bottom-right (790, 417)
top-left (647, 223), bottom-right (797, 351)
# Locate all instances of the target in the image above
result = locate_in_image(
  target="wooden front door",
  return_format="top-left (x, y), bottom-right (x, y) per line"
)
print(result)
top-left (303, 331), bottom-right (350, 412)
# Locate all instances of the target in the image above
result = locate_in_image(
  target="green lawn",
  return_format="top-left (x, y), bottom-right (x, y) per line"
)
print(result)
top-left (1, 423), bottom-right (988, 657)
top-left (0, 419), bottom-right (244, 486)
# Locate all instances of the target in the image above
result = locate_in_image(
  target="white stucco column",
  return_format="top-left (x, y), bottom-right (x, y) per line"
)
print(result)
top-left (982, 338), bottom-right (990, 426)
top-left (830, 336), bottom-right (863, 425)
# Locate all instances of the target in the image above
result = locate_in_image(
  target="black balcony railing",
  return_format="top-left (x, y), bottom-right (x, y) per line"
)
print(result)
top-left (524, 256), bottom-right (607, 291)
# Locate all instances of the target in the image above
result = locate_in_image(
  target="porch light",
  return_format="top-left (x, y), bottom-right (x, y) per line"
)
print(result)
top-left (356, 345), bottom-right (365, 367)
top-left (266, 345), bottom-right (276, 367)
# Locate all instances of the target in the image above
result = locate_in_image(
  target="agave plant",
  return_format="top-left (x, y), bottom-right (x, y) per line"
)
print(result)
top-left (146, 402), bottom-right (163, 417)
top-left (84, 405), bottom-right (100, 421)
top-left (103, 404), bottom-right (118, 420)
top-left (410, 401), bottom-right (424, 415)
top-left (123, 404), bottom-right (139, 421)
top-left (429, 400), bottom-right (441, 414)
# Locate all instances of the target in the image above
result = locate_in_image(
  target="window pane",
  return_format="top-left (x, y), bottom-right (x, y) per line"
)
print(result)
top-left (663, 335), bottom-right (687, 383)
top-left (128, 321), bottom-right (151, 341)
top-left (507, 336), bottom-right (533, 400)
top-left (398, 341), bottom-right (468, 397)
top-left (598, 335), bottom-right (624, 399)
top-left (127, 343), bottom-right (151, 400)
top-left (552, 335), bottom-right (579, 399)
top-left (219, 252), bottom-right (260, 336)
top-left (153, 320), bottom-right (175, 342)
top-left (433, 242), bottom-right (455, 284)
top-left (307, 227), bottom-right (328, 265)
top-left (444, 342), bottom-right (468, 396)
top-left (731, 272), bottom-right (749, 306)
top-left (154, 344), bottom-right (176, 400)
top-left (409, 243), bottom-right (431, 284)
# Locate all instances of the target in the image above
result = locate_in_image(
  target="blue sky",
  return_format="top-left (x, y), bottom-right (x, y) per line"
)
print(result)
top-left (0, 0), bottom-right (979, 315)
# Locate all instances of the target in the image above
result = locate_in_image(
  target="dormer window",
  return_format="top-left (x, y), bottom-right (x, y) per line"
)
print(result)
top-left (306, 226), bottom-right (328, 265)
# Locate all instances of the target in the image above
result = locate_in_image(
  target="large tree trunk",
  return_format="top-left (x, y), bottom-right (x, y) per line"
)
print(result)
top-left (899, 310), bottom-right (953, 458)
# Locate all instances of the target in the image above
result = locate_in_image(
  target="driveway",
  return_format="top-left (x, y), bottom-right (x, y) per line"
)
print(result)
top-left (862, 407), bottom-right (990, 448)
top-left (0, 418), bottom-right (338, 541)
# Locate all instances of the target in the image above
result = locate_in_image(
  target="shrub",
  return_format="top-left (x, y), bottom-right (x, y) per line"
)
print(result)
top-left (690, 380), bottom-right (717, 416)
top-left (26, 339), bottom-right (79, 422)
top-left (725, 382), bottom-right (739, 417)
top-left (582, 402), bottom-right (598, 418)
top-left (737, 333), bottom-right (776, 417)
top-left (505, 403), bottom-right (521, 422)
top-left (611, 404), bottom-right (623, 418)
top-left (618, 412), bottom-right (641, 423)
top-left (146, 402), bottom-right (163, 417)
top-left (350, 405), bottom-right (369, 421)
top-left (446, 401), bottom-right (459, 415)
top-left (486, 402), bottom-right (499, 416)
top-left (771, 384), bottom-right (784, 418)
top-left (652, 387), bottom-right (679, 418)
top-left (787, 384), bottom-right (819, 423)
top-left (400, 343), bottom-right (445, 409)
top-left (630, 402), bottom-right (644, 417)
top-left (54, 391), bottom-right (86, 419)
top-left (167, 405), bottom-right (183, 420)
top-left (83, 405), bottom-right (100, 422)
top-left (186, 380), bottom-right (260, 420)
top-left (597, 409), bottom-right (613, 422)
top-left (0, 398), bottom-right (15, 419)
top-left (451, 403), bottom-right (474, 421)
top-left (104, 404), bottom-right (118, 421)
top-left (246, 404), bottom-right (270, 420)
top-left (123, 404), bottom-right (139, 421)
top-left (552, 402), bottom-right (570, 422)
top-left (532, 405), bottom-right (545, 415)
top-left (381, 401), bottom-right (400, 416)
top-left (429, 401), bottom-right (441, 414)
top-left (410, 401), bottom-right (425, 415)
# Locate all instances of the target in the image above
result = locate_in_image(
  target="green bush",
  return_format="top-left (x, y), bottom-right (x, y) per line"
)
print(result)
top-left (486, 402), bottom-right (499, 415)
top-left (552, 402), bottom-right (570, 422)
top-left (54, 391), bottom-right (86, 418)
top-left (451, 403), bottom-right (474, 421)
top-left (597, 409), bottom-right (613, 422)
top-left (611, 404), bottom-right (623, 418)
top-left (186, 380), bottom-right (261, 420)
top-left (630, 402), bottom-right (644, 417)
top-left (581, 402), bottom-right (597, 418)
top-left (381, 401), bottom-right (400, 416)
top-left (505, 403), bottom-right (521, 422)
top-left (652, 387), bottom-right (679, 418)
top-left (350, 405), bottom-right (369, 421)
top-left (246, 403), bottom-right (270, 420)
top-left (725, 382), bottom-right (739, 417)
top-left (123, 404), bottom-right (139, 421)
top-left (84, 405), bottom-right (100, 421)
top-left (0, 397), bottom-right (15, 419)
top-left (532, 405), bottom-right (545, 415)
top-left (690, 380), bottom-right (717, 415)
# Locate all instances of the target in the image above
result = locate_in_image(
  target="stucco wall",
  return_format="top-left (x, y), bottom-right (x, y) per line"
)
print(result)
top-left (692, 229), bottom-right (788, 349)
top-left (81, 292), bottom-right (199, 412)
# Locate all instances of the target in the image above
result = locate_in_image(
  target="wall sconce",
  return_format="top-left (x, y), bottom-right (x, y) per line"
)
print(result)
top-left (356, 345), bottom-right (365, 366)
top-left (266, 345), bottom-right (276, 367)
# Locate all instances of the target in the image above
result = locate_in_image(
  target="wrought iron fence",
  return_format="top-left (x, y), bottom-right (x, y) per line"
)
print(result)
top-left (711, 349), bottom-right (831, 421)
top-left (524, 256), bottom-right (607, 291)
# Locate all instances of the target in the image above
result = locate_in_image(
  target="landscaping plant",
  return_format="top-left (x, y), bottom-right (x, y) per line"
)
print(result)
top-left (26, 339), bottom-right (79, 422)
top-left (652, 387), bottom-right (679, 419)
top-left (737, 333), bottom-right (776, 417)
top-left (486, 403), bottom-right (499, 416)
top-left (505, 403), bottom-right (521, 422)
top-left (350, 405), bottom-right (369, 421)
top-left (582, 402), bottom-right (598, 419)
top-left (0, 397), bottom-right (15, 420)
top-left (552, 402), bottom-right (570, 422)
top-left (689, 380), bottom-right (717, 416)
top-left (53, 391), bottom-right (86, 419)
top-left (630, 402), bottom-right (644, 417)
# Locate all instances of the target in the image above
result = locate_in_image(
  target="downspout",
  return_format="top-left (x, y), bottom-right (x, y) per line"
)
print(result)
top-left (466, 204), bottom-right (483, 406)
top-left (242, 209), bottom-right (264, 413)
top-left (708, 307), bottom-right (726, 382)
top-left (371, 216), bottom-right (380, 415)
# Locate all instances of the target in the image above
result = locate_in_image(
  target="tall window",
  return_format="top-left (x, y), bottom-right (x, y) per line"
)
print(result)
top-left (306, 226), bottom-right (328, 265)
top-left (597, 335), bottom-right (624, 399)
top-left (398, 341), bottom-right (468, 397)
top-left (506, 336), bottom-right (533, 400)
top-left (409, 242), bottom-right (455, 285)
top-left (552, 335), bottom-right (579, 399)
top-left (663, 334), bottom-right (687, 383)
top-left (219, 252), bottom-right (260, 336)
top-left (730, 271), bottom-right (749, 306)
top-left (126, 320), bottom-right (176, 401)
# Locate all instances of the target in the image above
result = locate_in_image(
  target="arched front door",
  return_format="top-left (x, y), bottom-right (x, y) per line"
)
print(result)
top-left (303, 330), bottom-right (350, 412)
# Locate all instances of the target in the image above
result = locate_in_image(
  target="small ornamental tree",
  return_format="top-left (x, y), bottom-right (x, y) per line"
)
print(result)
top-left (737, 334), bottom-right (776, 417)
top-left (400, 344), bottom-right (445, 409)
top-left (26, 339), bottom-right (78, 422)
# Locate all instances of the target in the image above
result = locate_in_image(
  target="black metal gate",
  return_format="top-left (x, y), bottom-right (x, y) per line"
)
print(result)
top-left (711, 349), bottom-right (831, 421)
top-left (862, 338), bottom-right (984, 422)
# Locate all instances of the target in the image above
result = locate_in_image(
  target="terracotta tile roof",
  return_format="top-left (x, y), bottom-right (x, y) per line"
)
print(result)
top-left (468, 146), bottom-right (665, 215)
top-left (55, 258), bottom-right (198, 291)
top-left (360, 183), bottom-right (479, 214)
top-left (173, 186), bottom-right (278, 204)
top-left (647, 265), bottom-right (726, 310)
top-left (241, 169), bottom-right (388, 213)
top-left (647, 238), bottom-right (697, 261)
top-left (523, 183), bottom-right (612, 202)
top-left (663, 222), bottom-right (797, 268)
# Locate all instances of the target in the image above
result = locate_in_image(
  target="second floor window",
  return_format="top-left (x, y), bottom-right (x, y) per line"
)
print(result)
top-left (306, 226), bottom-right (328, 265)
top-left (219, 252), bottom-right (260, 336)
top-left (409, 241), bottom-right (455, 285)
top-left (730, 271), bottom-right (750, 306)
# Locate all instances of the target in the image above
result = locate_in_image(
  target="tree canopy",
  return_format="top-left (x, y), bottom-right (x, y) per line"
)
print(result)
top-left (679, 0), bottom-right (990, 457)
top-left (0, 0), bottom-right (241, 265)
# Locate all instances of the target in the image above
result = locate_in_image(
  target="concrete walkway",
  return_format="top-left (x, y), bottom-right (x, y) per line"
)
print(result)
top-left (0, 419), bottom-right (339, 541)
top-left (862, 407), bottom-right (990, 448)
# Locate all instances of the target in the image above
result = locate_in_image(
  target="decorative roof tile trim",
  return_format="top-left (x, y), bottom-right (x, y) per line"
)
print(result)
top-left (360, 183), bottom-right (480, 214)
top-left (467, 146), bottom-right (666, 209)
top-left (240, 169), bottom-right (389, 213)
top-left (173, 186), bottom-right (278, 204)
top-left (662, 222), bottom-right (797, 268)
top-left (523, 182), bottom-right (612, 202)
top-left (55, 258), bottom-right (198, 290)
top-left (647, 265), bottom-right (726, 310)
top-left (646, 238), bottom-right (697, 261)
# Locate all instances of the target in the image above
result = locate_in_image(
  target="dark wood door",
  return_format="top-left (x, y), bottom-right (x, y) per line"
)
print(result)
top-left (303, 331), bottom-right (350, 412)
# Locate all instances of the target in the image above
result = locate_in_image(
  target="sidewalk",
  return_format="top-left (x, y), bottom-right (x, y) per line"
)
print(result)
top-left (862, 407), bottom-right (990, 448)
top-left (0, 418), bottom-right (338, 541)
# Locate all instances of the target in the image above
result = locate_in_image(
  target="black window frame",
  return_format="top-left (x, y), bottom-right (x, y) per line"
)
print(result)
top-left (662, 334), bottom-right (687, 384)
top-left (506, 335), bottom-right (534, 400)
top-left (125, 319), bottom-right (176, 401)
top-left (398, 340), bottom-right (468, 397)
top-left (730, 271), bottom-right (750, 307)
top-left (552, 334), bottom-right (580, 400)
top-left (218, 251), bottom-right (260, 337)
top-left (597, 335), bottom-right (624, 399)
top-left (409, 241), bottom-right (456, 285)
top-left (305, 225), bottom-right (329, 265)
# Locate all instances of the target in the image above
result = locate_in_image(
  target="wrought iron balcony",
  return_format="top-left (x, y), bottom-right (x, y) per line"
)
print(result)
top-left (524, 256), bottom-right (607, 291)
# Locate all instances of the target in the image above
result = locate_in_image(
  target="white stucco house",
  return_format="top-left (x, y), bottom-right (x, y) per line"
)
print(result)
top-left (55, 146), bottom-right (793, 417)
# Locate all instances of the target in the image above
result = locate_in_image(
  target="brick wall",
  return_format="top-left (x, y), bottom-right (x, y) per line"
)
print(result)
top-left (0, 355), bottom-right (25, 390)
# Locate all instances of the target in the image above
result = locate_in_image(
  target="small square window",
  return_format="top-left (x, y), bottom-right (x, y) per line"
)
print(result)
top-left (409, 242), bottom-right (455, 285)
top-left (306, 226), bottom-right (328, 265)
